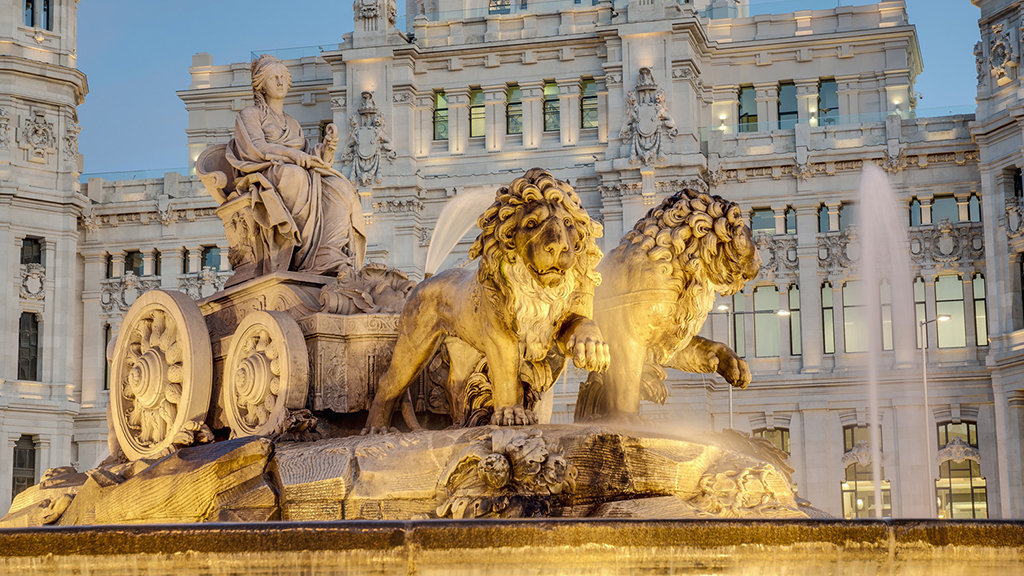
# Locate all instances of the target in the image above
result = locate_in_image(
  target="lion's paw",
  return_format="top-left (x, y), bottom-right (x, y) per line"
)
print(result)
top-left (719, 355), bottom-right (751, 390)
top-left (490, 406), bottom-right (538, 426)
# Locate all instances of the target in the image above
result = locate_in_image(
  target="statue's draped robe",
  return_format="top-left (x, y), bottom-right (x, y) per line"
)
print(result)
top-left (226, 107), bottom-right (367, 275)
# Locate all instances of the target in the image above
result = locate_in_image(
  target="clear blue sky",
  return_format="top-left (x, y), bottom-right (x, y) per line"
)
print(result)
top-left (76, 0), bottom-right (979, 175)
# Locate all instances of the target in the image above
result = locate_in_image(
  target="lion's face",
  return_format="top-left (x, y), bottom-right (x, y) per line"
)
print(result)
top-left (711, 224), bottom-right (761, 295)
top-left (512, 199), bottom-right (579, 288)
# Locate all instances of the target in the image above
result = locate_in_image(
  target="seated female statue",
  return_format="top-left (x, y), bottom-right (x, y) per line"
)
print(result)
top-left (226, 54), bottom-right (366, 276)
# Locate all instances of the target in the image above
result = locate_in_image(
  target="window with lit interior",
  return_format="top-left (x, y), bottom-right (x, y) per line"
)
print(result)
top-left (543, 82), bottom-right (560, 132)
top-left (433, 92), bottom-right (449, 141)
top-left (841, 425), bottom-right (891, 519)
top-left (469, 88), bottom-right (485, 138)
top-left (935, 422), bottom-right (987, 519)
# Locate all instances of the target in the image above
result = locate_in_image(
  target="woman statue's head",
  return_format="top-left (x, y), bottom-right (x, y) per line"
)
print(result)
top-left (251, 55), bottom-right (292, 112)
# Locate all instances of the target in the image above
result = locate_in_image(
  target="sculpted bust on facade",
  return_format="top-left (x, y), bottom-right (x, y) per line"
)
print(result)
top-left (198, 55), bottom-right (367, 282)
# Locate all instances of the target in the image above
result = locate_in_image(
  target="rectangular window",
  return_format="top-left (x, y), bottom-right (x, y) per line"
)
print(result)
top-left (880, 280), bottom-right (893, 351)
top-left (433, 92), bottom-right (449, 141)
top-left (489, 0), bottom-right (511, 13)
top-left (18, 312), bottom-right (39, 381)
top-left (469, 88), bottom-right (485, 138)
top-left (754, 286), bottom-right (780, 358)
top-left (543, 82), bottom-right (560, 132)
top-left (21, 238), bottom-right (42, 265)
top-left (201, 246), bottom-right (221, 270)
top-left (41, 0), bottom-right (51, 31)
top-left (819, 79), bottom-right (839, 125)
top-left (778, 82), bottom-right (798, 130)
top-left (973, 273), bottom-right (988, 346)
top-left (749, 208), bottom-right (775, 236)
top-left (124, 251), bottom-right (144, 277)
top-left (915, 277), bottom-right (927, 348)
top-left (937, 421), bottom-right (978, 448)
top-left (936, 275), bottom-right (966, 348)
top-left (937, 460), bottom-right (987, 519)
top-left (822, 282), bottom-right (835, 354)
top-left (506, 85), bottom-right (522, 135)
top-left (581, 79), bottom-right (598, 129)
top-left (106, 254), bottom-right (114, 278)
top-left (738, 85), bottom-right (757, 133)
top-left (753, 428), bottom-right (791, 455)
top-left (23, 0), bottom-right (34, 27)
top-left (932, 196), bottom-right (958, 223)
top-left (843, 281), bottom-right (866, 353)
top-left (153, 250), bottom-right (162, 277)
top-left (789, 284), bottom-right (801, 356)
top-left (104, 324), bottom-right (112, 391)
top-left (732, 294), bottom-right (745, 358)
top-left (839, 203), bottom-right (855, 231)
top-left (1015, 168), bottom-right (1023, 198)
top-left (12, 435), bottom-right (36, 499)
top-left (182, 248), bottom-right (191, 274)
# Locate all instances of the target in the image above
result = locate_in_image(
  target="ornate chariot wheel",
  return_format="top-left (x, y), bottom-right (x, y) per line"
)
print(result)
top-left (110, 290), bottom-right (213, 461)
top-left (222, 310), bottom-right (309, 438)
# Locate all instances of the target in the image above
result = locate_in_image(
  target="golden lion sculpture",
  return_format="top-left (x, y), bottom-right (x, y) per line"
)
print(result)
top-left (366, 169), bottom-right (609, 432)
top-left (575, 187), bottom-right (761, 422)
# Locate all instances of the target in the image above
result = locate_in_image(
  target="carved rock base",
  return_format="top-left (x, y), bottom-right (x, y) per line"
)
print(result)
top-left (2, 425), bottom-right (824, 527)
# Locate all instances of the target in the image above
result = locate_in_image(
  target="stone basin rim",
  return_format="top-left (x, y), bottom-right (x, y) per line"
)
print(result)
top-left (1, 518), bottom-right (1022, 558)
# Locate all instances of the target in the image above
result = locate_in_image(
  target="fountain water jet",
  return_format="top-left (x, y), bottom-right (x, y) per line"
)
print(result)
top-left (856, 162), bottom-right (916, 518)
top-left (423, 187), bottom-right (496, 275)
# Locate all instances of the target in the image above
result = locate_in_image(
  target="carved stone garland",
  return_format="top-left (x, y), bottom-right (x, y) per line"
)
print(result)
top-left (619, 67), bottom-right (678, 166)
top-left (936, 436), bottom-right (981, 465)
top-left (109, 290), bottom-right (212, 461)
top-left (841, 439), bottom-right (877, 468)
top-left (341, 91), bottom-right (397, 187)
top-left (223, 310), bottom-right (309, 438)
top-left (908, 219), bottom-right (984, 268)
top-left (990, 23), bottom-right (1017, 86)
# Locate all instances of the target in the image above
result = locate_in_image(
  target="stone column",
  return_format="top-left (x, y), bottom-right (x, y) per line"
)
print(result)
top-left (483, 84), bottom-right (506, 153)
top-left (826, 203), bottom-right (840, 232)
top-left (795, 79), bottom-right (819, 123)
top-left (446, 88), bottom-right (470, 155)
top-left (754, 83), bottom-right (778, 132)
top-left (111, 253), bottom-right (125, 278)
top-left (796, 205), bottom-right (821, 372)
top-left (187, 247), bottom-right (202, 276)
top-left (34, 436), bottom-right (51, 483)
top-left (80, 253), bottom-right (107, 408)
top-left (772, 206), bottom-right (786, 235)
top-left (218, 243), bottom-right (231, 272)
top-left (142, 251), bottom-right (155, 277)
top-left (957, 194), bottom-right (971, 222)
top-left (596, 79), bottom-right (609, 143)
top-left (520, 81), bottom-right (544, 149)
top-left (921, 198), bottom-right (933, 225)
top-left (836, 75), bottom-right (859, 117)
top-left (161, 247), bottom-right (185, 289)
top-left (963, 276), bottom-right (977, 349)
top-left (557, 77), bottom-right (581, 147)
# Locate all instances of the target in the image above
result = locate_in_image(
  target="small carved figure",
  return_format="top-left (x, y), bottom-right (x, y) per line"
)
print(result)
top-left (365, 169), bottom-right (609, 432)
top-left (221, 55), bottom-right (367, 276)
top-left (576, 188), bottom-right (761, 422)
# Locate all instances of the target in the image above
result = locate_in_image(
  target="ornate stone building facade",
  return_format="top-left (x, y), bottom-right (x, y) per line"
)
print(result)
top-left (1, 0), bottom-right (1018, 521)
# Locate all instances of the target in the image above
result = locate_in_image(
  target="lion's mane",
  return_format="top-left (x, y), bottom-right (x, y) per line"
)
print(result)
top-left (622, 187), bottom-right (758, 352)
top-left (468, 168), bottom-right (603, 331)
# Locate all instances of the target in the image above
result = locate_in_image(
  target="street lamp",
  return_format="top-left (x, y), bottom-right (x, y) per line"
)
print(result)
top-left (715, 304), bottom-right (791, 430)
top-left (920, 314), bottom-right (950, 517)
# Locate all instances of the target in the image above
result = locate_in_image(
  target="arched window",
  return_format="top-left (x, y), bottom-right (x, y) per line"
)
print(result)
top-left (935, 422), bottom-right (987, 519)
top-left (749, 208), bottom-right (775, 236)
top-left (909, 198), bottom-right (922, 226)
top-left (840, 425), bottom-right (891, 519)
